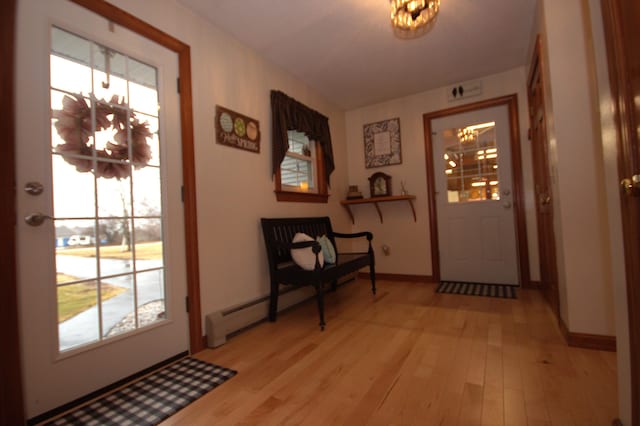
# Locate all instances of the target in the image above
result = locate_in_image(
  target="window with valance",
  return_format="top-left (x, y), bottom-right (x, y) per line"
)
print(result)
top-left (271, 90), bottom-right (334, 203)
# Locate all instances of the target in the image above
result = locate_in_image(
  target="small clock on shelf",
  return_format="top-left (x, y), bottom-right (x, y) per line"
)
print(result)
top-left (369, 172), bottom-right (392, 197)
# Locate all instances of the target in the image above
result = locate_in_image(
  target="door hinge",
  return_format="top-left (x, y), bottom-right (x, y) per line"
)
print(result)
top-left (528, 128), bottom-right (532, 140)
top-left (185, 296), bottom-right (189, 313)
top-left (177, 77), bottom-right (180, 93)
top-left (181, 185), bottom-right (184, 202)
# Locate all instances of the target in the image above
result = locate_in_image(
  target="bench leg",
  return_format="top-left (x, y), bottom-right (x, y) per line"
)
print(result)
top-left (315, 283), bottom-right (326, 331)
top-left (369, 264), bottom-right (377, 295)
top-left (269, 280), bottom-right (279, 322)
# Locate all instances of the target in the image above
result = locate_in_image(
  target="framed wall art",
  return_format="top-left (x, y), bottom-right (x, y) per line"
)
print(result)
top-left (215, 105), bottom-right (260, 153)
top-left (363, 117), bottom-right (402, 168)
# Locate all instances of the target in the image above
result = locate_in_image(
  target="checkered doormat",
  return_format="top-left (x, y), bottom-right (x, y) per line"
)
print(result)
top-left (46, 357), bottom-right (236, 426)
top-left (436, 281), bottom-right (518, 299)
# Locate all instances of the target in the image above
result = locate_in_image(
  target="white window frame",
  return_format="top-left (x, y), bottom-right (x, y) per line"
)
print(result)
top-left (280, 130), bottom-right (318, 194)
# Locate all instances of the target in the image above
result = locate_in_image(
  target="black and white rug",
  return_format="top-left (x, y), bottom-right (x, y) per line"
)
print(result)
top-left (46, 357), bottom-right (236, 426)
top-left (436, 281), bottom-right (518, 299)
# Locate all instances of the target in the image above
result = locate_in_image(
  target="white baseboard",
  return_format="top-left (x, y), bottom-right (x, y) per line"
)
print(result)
top-left (205, 273), bottom-right (356, 347)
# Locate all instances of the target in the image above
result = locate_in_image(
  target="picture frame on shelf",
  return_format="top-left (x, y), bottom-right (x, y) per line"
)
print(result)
top-left (363, 117), bottom-right (402, 168)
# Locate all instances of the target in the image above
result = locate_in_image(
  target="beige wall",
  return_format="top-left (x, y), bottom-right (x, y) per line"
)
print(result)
top-left (103, 0), bottom-right (355, 323)
top-left (345, 67), bottom-right (540, 282)
top-left (535, 0), bottom-right (615, 337)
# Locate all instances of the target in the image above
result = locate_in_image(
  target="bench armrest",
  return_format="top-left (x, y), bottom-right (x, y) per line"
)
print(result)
top-left (332, 231), bottom-right (374, 255)
top-left (332, 231), bottom-right (373, 241)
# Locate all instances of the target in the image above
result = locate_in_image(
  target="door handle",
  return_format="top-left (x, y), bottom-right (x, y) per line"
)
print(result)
top-left (25, 213), bottom-right (53, 227)
top-left (539, 194), bottom-right (551, 205)
top-left (620, 175), bottom-right (640, 196)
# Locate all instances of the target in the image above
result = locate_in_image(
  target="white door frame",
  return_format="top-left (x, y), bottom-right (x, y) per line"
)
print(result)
top-left (67, 0), bottom-right (203, 354)
top-left (422, 94), bottom-right (531, 286)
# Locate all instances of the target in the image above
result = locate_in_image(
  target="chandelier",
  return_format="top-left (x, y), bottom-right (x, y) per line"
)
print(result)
top-left (390, 0), bottom-right (440, 37)
top-left (457, 127), bottom-right (476, 143)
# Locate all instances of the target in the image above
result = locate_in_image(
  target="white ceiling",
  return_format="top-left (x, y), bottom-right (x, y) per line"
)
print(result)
top-left (177, 0), bottom-right (537, 110)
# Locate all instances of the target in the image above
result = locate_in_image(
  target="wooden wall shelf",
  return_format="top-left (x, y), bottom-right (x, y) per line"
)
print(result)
top-left (340, 195), bottom-right (416, 224)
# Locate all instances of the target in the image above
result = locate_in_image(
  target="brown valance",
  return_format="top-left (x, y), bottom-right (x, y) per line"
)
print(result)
top-left (270, 90), bottom-right (335, 186)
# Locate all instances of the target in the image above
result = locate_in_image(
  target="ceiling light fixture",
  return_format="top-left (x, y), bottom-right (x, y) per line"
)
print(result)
top-left (457, 127), bottom-right (476, 143)
top-left (391, 0), bottom-right (440, 38)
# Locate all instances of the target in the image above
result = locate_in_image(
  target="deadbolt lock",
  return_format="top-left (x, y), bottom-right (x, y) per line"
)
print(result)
top-left (24, 181), bottom-right (44, 196)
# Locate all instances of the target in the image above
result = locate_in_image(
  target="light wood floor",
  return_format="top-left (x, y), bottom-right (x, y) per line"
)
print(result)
top-left (162, 280), bottom-right (618, 425)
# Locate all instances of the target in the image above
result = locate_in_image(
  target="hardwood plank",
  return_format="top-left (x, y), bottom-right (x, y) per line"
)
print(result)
top-left (158, 283), bottom-right (618, 425)
top-left (459, 382), bottom-right (484, 426)
top-left (504, 388), bottom-right (527, 426)
top-left (482, 383), bottom-right (504, 425)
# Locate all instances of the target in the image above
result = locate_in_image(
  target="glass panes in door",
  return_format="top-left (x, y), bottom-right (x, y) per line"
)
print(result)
top-left (443, 121), bottom-right (500, 203)
top-left (50, 27), bottom-right (166, 352)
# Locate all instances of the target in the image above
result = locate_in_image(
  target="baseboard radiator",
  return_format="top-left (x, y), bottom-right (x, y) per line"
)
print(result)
top-left (206, 273), bottom-right (356, 347)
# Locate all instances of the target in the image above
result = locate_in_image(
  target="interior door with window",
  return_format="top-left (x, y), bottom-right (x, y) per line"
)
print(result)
top-left (16, 0), bottom-right (188, 418)
top-left (432, 104), bottom-right (519, 285)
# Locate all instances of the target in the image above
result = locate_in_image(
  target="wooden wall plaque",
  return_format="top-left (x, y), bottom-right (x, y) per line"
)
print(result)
top-left (215, 105), bottom-right (260, 153)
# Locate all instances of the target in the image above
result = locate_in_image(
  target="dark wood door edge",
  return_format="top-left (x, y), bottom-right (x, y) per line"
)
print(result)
top-left (601, 0), bottom-right (640, 422)
top-left (527, 35), bottom-right (561, 318)
top-left (1, 0), bottom-right (25, 424)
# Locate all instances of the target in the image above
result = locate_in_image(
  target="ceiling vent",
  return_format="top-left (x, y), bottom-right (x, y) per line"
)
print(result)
top-left (447, 80), bottom-right (483, 102)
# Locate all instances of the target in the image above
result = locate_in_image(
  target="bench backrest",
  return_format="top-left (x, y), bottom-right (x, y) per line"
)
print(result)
top-left (261, 217), bottom-right (336, 268)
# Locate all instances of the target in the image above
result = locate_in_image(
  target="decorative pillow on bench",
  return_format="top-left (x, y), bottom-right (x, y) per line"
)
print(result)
top-left (291, 233), bottom-right (324, 270)
top-left (316, 235), bottom-right (336, 264)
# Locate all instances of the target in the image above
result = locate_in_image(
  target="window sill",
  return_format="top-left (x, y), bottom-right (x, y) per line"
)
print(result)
top-left (275, 190), bottom-right (329, 203)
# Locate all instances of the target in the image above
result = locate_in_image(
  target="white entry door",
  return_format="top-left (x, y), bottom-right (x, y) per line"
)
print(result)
top-left (16, 0), bottom-right (188, 418)
top-left (432, 104), bottom-right (519, 285)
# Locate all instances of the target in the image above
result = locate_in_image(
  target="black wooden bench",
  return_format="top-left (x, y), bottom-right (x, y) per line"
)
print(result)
top-left (260, 217), bottom-right (376, 330)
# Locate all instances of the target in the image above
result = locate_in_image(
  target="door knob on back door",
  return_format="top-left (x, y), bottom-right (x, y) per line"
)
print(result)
top-left (620, 175), bottom-right (640, 196)
top-left (539, 194), bottom-right (551, 205)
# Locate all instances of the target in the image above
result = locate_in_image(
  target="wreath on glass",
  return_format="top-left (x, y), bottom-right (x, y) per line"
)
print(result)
top-left (52, 93), bottom-right (153, 179)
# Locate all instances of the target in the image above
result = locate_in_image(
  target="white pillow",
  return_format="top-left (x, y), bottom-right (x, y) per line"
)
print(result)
top-left (291, 232), bottom-right (324, 271)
